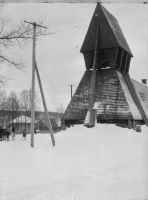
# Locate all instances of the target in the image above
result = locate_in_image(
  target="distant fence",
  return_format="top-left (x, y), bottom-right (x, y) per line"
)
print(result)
top-left (15, 128), bottom-right (62, 134)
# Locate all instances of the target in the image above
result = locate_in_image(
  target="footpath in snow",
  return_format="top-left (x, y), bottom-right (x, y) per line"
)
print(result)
top-left (0, 124), bottom-right (148, 200)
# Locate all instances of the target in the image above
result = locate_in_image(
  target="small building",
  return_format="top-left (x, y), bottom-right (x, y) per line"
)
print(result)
top-left (132, 79), bottom-right (148, 110)
top-left (11, 115), bottom-right (33, 133)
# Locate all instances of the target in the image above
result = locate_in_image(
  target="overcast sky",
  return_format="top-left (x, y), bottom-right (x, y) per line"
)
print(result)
top-left (1, 3), bottom-right (148, 111)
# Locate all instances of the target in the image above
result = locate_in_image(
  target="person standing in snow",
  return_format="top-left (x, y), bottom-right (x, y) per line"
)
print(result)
top-left (0, 126), bottom-right (4, 140)
top-left (11, 125), bottom-right (15, 140)
top-left (22, 129), bottom-right (27, 140)
top-left (6, 127), bottom-right (10, 142)
top-left (3, 128), bottom-right (6, 140)
top-left (34, 127), bottom-right (37, 134)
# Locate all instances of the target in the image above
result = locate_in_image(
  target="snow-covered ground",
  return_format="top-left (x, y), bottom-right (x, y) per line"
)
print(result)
top-left (0, 124), bottom-right (148, 200)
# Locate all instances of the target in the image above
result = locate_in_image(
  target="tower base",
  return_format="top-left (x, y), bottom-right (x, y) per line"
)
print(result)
top-left (64, 68), bottom-right (147, 128)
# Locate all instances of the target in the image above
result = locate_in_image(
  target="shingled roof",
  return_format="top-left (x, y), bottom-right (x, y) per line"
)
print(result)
top-left (80, 3), bottom-right (133, 57)
top-left (64, 69), bottom-right (142, 121)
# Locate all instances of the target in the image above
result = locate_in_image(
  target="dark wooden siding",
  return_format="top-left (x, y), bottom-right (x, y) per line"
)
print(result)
top-left (64, 72), bottom-right (91, 120)
top-left (102, 5), bottom-right (133, 56)
top-left (80, 4), bottom-right (118, 53)
top-left (104, 48), bottom-right (117, 68)
top-left (80, 3), bottom-right (133, 57)
top-left (83, 51), bottom-right (94, 70)
top-left (95, 69), bottom-right (133, 120)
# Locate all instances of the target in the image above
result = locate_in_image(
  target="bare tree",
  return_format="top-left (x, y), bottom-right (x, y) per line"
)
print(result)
top-left (0, 18), bottom-right (51, 68)
top-left (6, 91), bottom-right (20, 125)
top-left (0, 85), bottom-right (7, 126)
top-left (7, 91), bottom-right (20, 111)
top-left (0, 0), bottom-right (54, 84)
top-left (57, 103), bottom-right (65, 115)
top-left (19, 89), bottom-right (40, 115)
top-left (0, 91), bottom-right (20, 126)
top-left (0, 88), bottom-right (7, 110)
top-left (0, 0), bottom-right (4, 7)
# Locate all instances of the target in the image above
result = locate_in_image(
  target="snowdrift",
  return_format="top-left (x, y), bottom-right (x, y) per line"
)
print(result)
top-left (0, 124), bottom-right (148, 200)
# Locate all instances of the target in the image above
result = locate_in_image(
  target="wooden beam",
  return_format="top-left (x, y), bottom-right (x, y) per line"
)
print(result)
top-left (125, 56), bottom-right (131, 74)
top-left (35, 60), bottom-right (55, 146)
top-left (114, 47), bottom-right (119, 68)
top-left (124, 54), bottom-right (129, 73)
top-left (119, 50), bottom-right (124, 70)
top-left (84, 25), bottom-right (101, 127)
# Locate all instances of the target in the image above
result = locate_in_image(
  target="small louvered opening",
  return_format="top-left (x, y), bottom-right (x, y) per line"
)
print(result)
top-left (83, 51), bottom-right (94, 71)
top-left (120, 51), bottom-right (127, 71)
top-left (98, 50), bottom-right (109, 69)
top-left (84, 49), bottom-right (110, 70)
top-left (104, 48), bottom-right (117, 68)
top-left (125, 56), bottom-right (131, 74)
top-left (115, 48), bottom-right (131, 73)
top-left (115, 48), bottom-right (123, 69)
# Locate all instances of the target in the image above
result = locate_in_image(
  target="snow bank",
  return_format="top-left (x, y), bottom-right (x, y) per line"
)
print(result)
top-left (0, 124), bottom-right (148, 200)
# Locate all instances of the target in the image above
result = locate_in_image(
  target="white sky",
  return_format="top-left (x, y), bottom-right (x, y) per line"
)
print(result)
top-left (1, 3), bottom-right (148, 111)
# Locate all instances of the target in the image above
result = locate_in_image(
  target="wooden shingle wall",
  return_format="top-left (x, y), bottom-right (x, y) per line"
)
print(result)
top-left (64, 72), bottom-right (91, 120)
top-left (95, 69), bottom-right (133, 120)
top-left (64, 69), bottom-right (136, 121)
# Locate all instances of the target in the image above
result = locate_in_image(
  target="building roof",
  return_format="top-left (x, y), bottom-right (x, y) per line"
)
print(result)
top-left (11, 115), bottom-right (33, 124)
top-left (64, 69), bottom-right (143, 121)
top-left (132, 79), bottom-right (148, 89)
top-left (80, 3), bottom-right (133, 57)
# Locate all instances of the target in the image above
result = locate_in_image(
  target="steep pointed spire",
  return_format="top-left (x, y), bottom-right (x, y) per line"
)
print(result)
top-left (80, 3), bottom-right (133, 56)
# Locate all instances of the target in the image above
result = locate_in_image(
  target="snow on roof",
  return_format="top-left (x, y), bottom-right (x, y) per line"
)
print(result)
top-left (132, 79), bottom-right (148, 89)
top-left (12, 115), bottom-right (33, 123)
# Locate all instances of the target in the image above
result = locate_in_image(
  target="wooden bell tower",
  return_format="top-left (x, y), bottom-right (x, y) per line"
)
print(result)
top-left (64, 3), bottom-right (148, 130)
top-left (80, 3), bottom-right (133, 74)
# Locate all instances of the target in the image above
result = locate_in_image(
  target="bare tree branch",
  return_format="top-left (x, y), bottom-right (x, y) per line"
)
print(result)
top-left (0, 2), bottom-right (56, 85)
top-left (0, 20), bottom-right (54, 47)
top-left (0, 54), bottom-right (26, 70)
top-left (0, 19), bottom-right (54, 73)
top-left (0, 71), bottom-right (9, 87)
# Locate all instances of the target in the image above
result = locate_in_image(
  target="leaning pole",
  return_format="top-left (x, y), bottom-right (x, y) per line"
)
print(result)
top-left (35, 60), bottom-right (55, 146)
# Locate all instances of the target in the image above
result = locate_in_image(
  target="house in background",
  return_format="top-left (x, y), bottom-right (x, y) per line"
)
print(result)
top-left (11, 115), bottom-right (34, 133)
top-left (0, 111), bottom-right (63, 132)
top-left (132, 79), bottom-right (148, 110)
top-left (11, 114), bottom-right (62, 133)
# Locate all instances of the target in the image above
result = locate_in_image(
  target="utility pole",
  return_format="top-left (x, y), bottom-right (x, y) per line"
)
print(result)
top-left (24, 21), bottom-right (46, 148)
top-left (24, 20), bottom-right (55, 147)
top-left (69, 85), bottom-right (74, 100)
